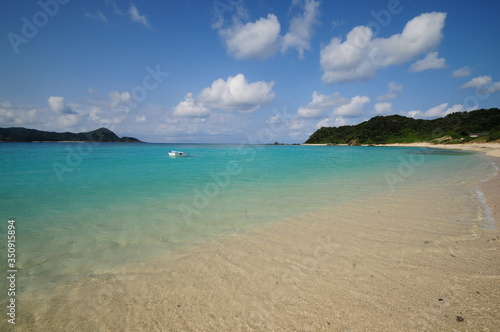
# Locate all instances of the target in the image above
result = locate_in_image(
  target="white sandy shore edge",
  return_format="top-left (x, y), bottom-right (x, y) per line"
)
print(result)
top-left (375, 142), bottom-right (500, 158)
top-left (302, 142), bottom-right (500, 158)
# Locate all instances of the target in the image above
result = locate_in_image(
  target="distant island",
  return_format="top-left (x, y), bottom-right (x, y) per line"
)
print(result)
top-left (0, 127), bottom-right (143, 143)
top-left (305, 108), bottom-right (500, 145)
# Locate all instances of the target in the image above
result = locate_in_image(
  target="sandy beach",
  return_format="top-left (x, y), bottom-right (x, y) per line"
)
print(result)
top-left (12, 145), bottom-right (499, 331)
top-left (376, 142), bottom-right (500, 158)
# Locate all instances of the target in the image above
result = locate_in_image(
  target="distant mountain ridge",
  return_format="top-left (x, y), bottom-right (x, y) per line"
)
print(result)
top-left (0, 127), bottom-right (143, 143)
top-left (305, 108), bottom-right (500, 145)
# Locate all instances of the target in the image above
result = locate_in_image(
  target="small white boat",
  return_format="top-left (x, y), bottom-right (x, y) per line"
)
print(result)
top-left (168, 150), bottom-right (189, 157)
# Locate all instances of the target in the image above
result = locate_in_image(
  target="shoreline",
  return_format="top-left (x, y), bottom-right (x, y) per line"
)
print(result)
top-left (10, 145), bottom-right (499, 330)
top-left (374, 142), bottom-right (500, 158)
top-left (302, 142), bottom-right (500, 158)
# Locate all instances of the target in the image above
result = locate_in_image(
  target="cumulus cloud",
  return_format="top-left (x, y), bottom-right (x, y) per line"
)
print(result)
top-left (1, 88), bottom-right (157, 134)
top-left (199, 73), bottom-right (275, 112)
top-left (171, 73), bottom-right (275, 122)
top-left (48, 96), bottom-right (76, 114)
top-left (316, 116), bottom-right (349, 129)
top-left (289, 118), bottom-right (306, 131)
top-left (333, 96), bottom-right (370, 117)
top-left (374, 102), bottom-right (393, 115)
top-left (129, 3), bottom-right (150, 27)
top-left (0, 101), bottom-right (37, 126)
top-left (108, 91), bottom-right (134, 107)
top-left (219, 14), bottom-right (281, 60)
top-left (173, 93), bottom-right (210, 118)
top-left (406, 103), bottom-right (465, 119)
top-left (409, 51), bottom-right (447, 72)
top-left (297, 91), bottom-right (349, 118)
top-left (459, 75), bottom-right (500, 94)
top-left (451, 66), bottom-right (472, 78)
top-left (281, 0), bottom-right (320, 58)
top-left (157, 112), bottom-right (247, 143)
top-left (217, 0), bottom-right (320, 60)
top-left (56, 114), bottom-right (79, 127)
top-left (377, 81), bottom-right (403, 101)
top-left (89, 106), bottom-right (124, 126)
top-left (320, 12), bottom-right (447, 83)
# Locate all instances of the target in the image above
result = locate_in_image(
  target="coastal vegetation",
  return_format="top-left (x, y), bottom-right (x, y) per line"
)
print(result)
top-left (0, 127), bottom-right (143, 143)
top-left (305, 108), bottom-right (500, 145)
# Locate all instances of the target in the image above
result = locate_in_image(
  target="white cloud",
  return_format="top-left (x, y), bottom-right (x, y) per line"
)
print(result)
top-left (320, 12), bottom-right (446, 83)
top-left (129, 3), bottom-right (150, 27)
top-left (460, 75), bottom-right (493, 89)
top-left (217, 1), bottom-right (320, 60)
top-left (297, 91), bottom-right (349, 118)
top-left (56, 114), bottom-right (79, 127)
top-left (374, 102), bottom-right (393, 115)
top-left (157, 112), bottom-right (247, 143)
top-left (377, 81), bottom-right (403, 101)
top-left (48, 96), bottom-right (65, 113)
top-left (0, 102), bottom-right (37, 126)
top-left (266, 115), bottom-right (280, 124)
top-left (281, 0), bottom-right (320, 58)
top-left (451, 66), bottom-right (472, 78)
top-left (409, 51), bottom-right (447, 72)
top-left (333, 96), bottom-right (370, 117)
top-left (85, 11), bottom-right (108, 23)
top-left (459, 75), bottom-right (500, 94)
top-left (460, 75), bottom-right (491, 89)
top-left (199, 73), bottom-right (275, 113)
top-left (1, 89), bottom-right (153, 134)
top-left (88, 106), bottom-right (124, 126)
top-left (406, 103), bottom-right (465, 119)
top-left (135, 115), bottom-right (146, 123)
top-left (219, 14), bottom-right (281, 60)
top-left (289, 118), bottom-right (305, 130)
top-left (48, 96), bottom-right (75, 114)
top-left (108, 91), bottom-right (133, 107)
top-left (316, 116), bottom-right (348, 128)
top-left (173, 93), bottom-right (210, 118)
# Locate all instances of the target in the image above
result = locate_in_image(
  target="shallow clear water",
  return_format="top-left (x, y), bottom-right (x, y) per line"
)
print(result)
top-left (0, 143), bottom-right (494, 292)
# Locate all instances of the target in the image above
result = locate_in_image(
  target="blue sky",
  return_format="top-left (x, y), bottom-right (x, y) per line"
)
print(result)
top-left (1, 0), bottom-right (499, 143)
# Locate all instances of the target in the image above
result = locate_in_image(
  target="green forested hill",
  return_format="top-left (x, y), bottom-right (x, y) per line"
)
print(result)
top-left (0, 127), bottom-right (143, 143)
top-left (304, 108), bottom-right (500, 145)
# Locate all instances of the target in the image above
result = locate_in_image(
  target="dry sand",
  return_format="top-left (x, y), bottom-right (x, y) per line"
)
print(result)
top-left (8, 145), bottom-right (500, 331)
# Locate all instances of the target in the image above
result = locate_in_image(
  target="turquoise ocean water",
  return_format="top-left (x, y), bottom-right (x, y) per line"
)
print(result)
top-left (0, 143), bottom-right (495, 294)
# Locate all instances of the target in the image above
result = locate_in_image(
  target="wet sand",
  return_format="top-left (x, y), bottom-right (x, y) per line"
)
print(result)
top-left (6, 148), bottom-right (500, 331)
top-left (377, 142), bottom-right (500, 158)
